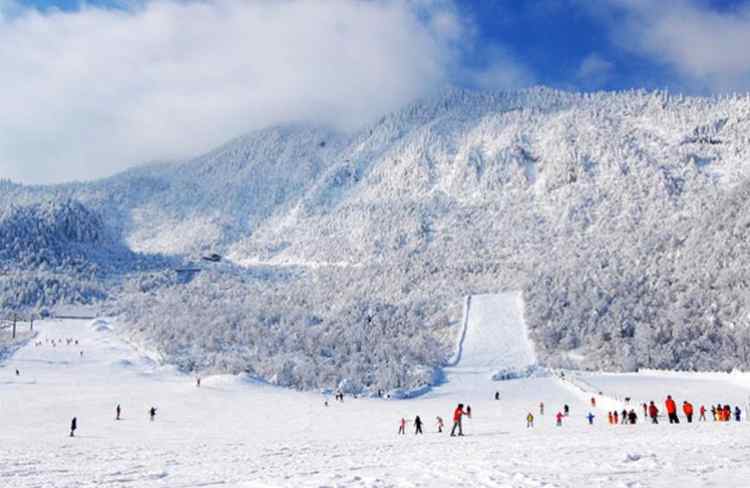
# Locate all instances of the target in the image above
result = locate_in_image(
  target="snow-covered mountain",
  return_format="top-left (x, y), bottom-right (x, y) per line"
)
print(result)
top-left (4, 87), bottom-right (750, 387)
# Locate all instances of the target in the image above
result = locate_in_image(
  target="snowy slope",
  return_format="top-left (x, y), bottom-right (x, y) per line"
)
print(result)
top-left (6, 87), bottom-right (750, 378)
top-left (4, 319), bottom-right (750, 487)
top-left (451, 292), bottom-right (535, 372)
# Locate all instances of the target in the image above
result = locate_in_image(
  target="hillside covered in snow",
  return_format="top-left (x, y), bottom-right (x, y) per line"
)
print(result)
top-left (4, 87), bottom-right (750, 389)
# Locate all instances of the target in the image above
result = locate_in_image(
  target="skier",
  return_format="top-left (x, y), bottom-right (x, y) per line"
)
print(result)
top-left (608, 411), bottom-right (613, 424)
top-left (398, 418), bottom-right (406, 435)
top-left (665, 395), bottom-right (679, 424)
top-left (699, 405), bottom-right (706, 422)
top-left (450, 403), bottom-right (466, 436)
top-left (539, 402), bottom-right (544, 415)
top-left (196, 376), bottom-right (201, 388)
top-left (70, 417), bottom-right (77, 437)
top-left (149, 407), bottom-right (157, 421)
top-left (613, 410), bottom-right (619, 424)
top-left (711, 406), bottom-right (717, 421)
top-left (436, 416), bottom-right (444, 433)
top-left (116, 404), bottom-right (121, 420)
top-left (734, 406), bottom-right (742, 422)
top-left (628, 410), bottom-right (637, 424)
top-left (555, 411), bottom-right (563, 426)
top-left (621, 408), bottom-right (628, 424)
top-left (723, 404), bottom-right (731, 422)
top-left (682, 401), bottom-right (694, 423)
top-left (414, 415), bottom-right (423, 435)
top-left (15, 369), bottom-right (19, 376)
top-left (466, 405), bottom-right (472, 418)
top-left (587, 412), bottom-right (595, 425)
top-left (527, 412), bottom-right (534, 428)
top-left (495, 391), bottom-right (500, 401)
top-left (642, 403), bottom-right (648, 418)
top-left (649, 401), bottom-right (659, 424)
top-left (564, 404), bottom-right (570, 417)
top-left (591, 397), bottom-right (596, 408)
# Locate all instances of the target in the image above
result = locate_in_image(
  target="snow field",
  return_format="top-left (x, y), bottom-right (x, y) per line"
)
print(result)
top-left (2, 312), bottom-right (750, 487)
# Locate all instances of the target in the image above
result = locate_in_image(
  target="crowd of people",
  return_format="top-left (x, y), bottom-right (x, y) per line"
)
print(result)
top-left (605, 395), bottom-right (743, 425)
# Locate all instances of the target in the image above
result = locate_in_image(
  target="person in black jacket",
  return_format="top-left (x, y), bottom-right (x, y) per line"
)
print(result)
top-left (414, 415), bottom-right (423, 434)
top-left (70, 417), bottom-right (77, 437)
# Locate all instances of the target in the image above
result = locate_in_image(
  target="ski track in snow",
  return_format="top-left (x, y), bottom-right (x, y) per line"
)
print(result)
top-left (3, 301), bottom-right (750, 487)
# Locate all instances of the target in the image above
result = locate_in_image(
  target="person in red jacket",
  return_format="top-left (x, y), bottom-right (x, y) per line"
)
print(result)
top-left (683, 401), bottom-right (694, 423)
top-left (648, 401), bottom-right (659, 424)
top-left (699, 405), bottom-right (706, 421)
top-left (665, 395), bottom-right (679, 424)
top-left (450, 403), bottom-right (466, 436)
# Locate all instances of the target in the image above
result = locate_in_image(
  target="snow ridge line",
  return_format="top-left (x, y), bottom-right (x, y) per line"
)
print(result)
top-left (447, 295), bottom-right (471, 367)
top-left (554, 370), bottom-right (627, 411)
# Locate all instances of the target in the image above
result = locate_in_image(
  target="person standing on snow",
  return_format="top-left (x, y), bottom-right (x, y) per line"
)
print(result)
top-left (414, 416), bottom-right (423, 435)
top-left (70, 417), bottom-right (77, 437)
top-left (555, 411), bottom-right (564, 426)
top-left (436, 416), bottom-right (444, 433)
top-left (564, 404), bottom-right (570, 417)
top-left (621, 408), bottom-right (628, 424)
top-left (398, 418), bottom-right (406, 435)
top-left (628, 410), bottom-right (637, 424)
top-left (648, 401), bottom-right (659, 424)
top-left (613, 411), bottom-right (619, 424)
top-left (590, 397), bottom-right (596, 408)
top-left (665, 395), bottom-right (679, 424)
top-left (587, 412), bottom-right (595, 425)
top-left (608, 411), bottom-right (613, 424)
top-left (699, 405), bottom-right (706, 421)
top-left (495, 391), bottom-right (500, 401)
top-left (642, 403), bottom-right (648, 418)
top-left (116, 404), bottom-right (121, 420)
top-left (683, 401), bottom-right (694, 423)
top-left (466, 405), bottom-right (472, 418)
top-left (149, 407), bottom-right (157, 421)
top-left (526, 412), bottom-right (534, 428)
top-left (539, 402), bottom-right (544, 415)
top-left (450, 403), bottom-right (467, 436)
top-left (734, 406), bottom-right (742, 422)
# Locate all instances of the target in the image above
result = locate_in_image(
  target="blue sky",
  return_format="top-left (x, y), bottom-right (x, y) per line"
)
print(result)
top-left (15, 0), bottom-right (749, 93)
top-left (2, 0), bottom-right (750, 183)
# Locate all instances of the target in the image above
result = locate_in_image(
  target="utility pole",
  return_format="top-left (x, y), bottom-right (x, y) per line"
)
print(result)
top-left (12, 314), bottom-right (16, 339)
top-left (30, 316), bottom-right (34, 332)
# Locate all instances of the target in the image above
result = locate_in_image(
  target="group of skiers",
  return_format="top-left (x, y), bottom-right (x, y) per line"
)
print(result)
top-left (33, 337), bottom-right (84, 359)
top-left (398, 403), bottom-right (472, 436)
top-left (69, 404), bottom-right (158, 437)
top-left (605, 395), bottom-right (743, 425)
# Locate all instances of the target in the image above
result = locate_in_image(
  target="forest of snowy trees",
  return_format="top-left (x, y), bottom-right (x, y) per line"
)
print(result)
top-left (4, 88), bottom-right (750, 391)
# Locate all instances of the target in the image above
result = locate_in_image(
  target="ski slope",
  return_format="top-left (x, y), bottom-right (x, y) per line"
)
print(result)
top-left (3, 318), bottom-right (750, 487)
top-left (451, 292), bottom-right (535, 372)
top-left (433, 292), bottom-right (536, 401)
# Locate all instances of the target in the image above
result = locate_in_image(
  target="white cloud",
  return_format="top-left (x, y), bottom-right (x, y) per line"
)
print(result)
top-left (576, 52), bottom-right (614, 88)
top-left (0, 0), bottom-right (528, 184)
top-left (591, 0), bottom-right (750, 92)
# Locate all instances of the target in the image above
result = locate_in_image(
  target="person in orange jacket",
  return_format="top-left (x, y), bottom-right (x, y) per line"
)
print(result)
top-left (682, 401), bottom-right (694, 423)
top-left (450, 403), bottom-right (466, 436)
top-left (665, 395), bottom-right (679, 424)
